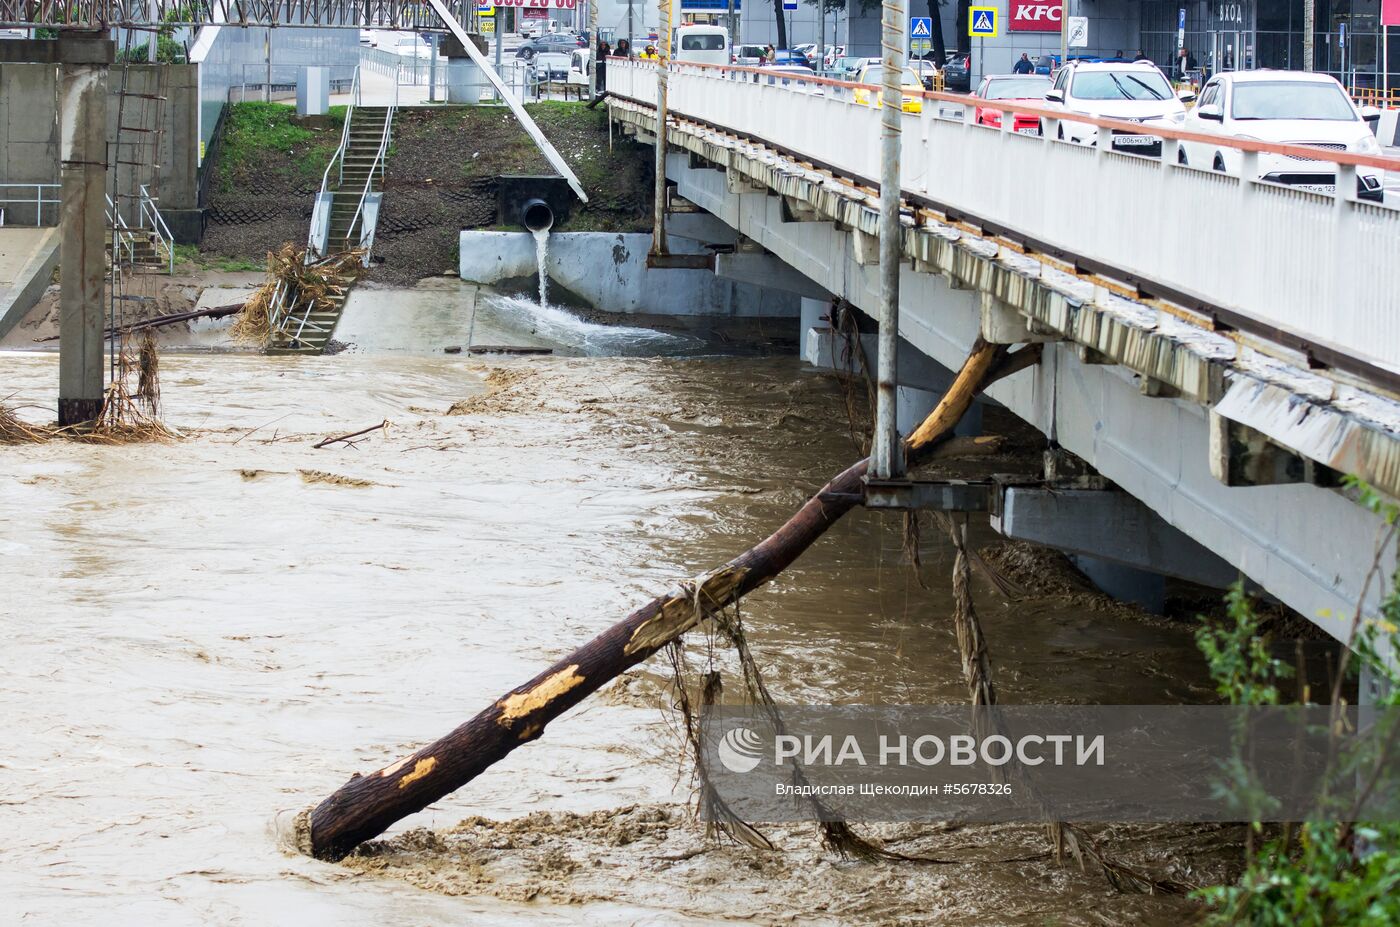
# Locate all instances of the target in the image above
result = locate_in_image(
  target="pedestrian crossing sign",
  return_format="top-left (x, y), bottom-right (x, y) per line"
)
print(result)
top-left (968, 6), bottom-right (998, 37)
top-left (911, 17), bottom-right (932, 39)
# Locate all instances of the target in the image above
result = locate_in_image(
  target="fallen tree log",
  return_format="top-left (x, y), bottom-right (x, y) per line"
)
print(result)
top-left (304, 339), bottom-right (1038, 861)
top-left (32, 303), bottom-right (242, 343)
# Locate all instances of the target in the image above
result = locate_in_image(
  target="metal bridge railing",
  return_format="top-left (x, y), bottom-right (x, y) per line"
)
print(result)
top-left (607, 58), bottom-right (1400, 379)
top-left (0, 182), bottom-right (60, 227)
top-left (0, 0), bottom-right (475, 29)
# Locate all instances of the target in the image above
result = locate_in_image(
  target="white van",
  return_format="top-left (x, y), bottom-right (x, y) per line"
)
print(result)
top-left (674, 25), bottom-right (729, 66)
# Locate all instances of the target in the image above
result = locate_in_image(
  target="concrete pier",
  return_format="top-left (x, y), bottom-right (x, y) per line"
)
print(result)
top-left (56, 34), bottom-right (111, 427)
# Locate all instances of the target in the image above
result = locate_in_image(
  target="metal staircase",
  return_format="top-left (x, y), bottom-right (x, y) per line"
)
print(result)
top-left (268, 70), bottom-right (394, 355)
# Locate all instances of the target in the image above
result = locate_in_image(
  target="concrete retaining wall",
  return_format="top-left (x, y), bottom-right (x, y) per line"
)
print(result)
top-left (459, 230), bottom-right (798, 317)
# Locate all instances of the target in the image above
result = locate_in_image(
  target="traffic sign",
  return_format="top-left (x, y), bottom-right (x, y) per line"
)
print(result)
top-left (911, 16), bottom-right (932, 38)
top-left (968, 6), bottom-right (998, 37)
top-left (782, 0), bottom-right (797, 9)
top-left (1067, 15), bottom-right (1088, 47)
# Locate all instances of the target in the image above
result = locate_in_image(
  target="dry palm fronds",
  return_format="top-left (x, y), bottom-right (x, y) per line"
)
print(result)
top-left (137, 328), bottom-right (160, 415)
top-left (0, 400), bottom-right (51, 444)
top-left (232, 243), bottom-right (367, 348)
top-left (60, 339), bottom-right (178, 444)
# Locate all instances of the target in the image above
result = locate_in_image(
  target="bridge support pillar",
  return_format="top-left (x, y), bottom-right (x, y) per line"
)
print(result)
top-left (57, 33), bottom-right (112, 428)
top-left (992, 487), bottom-right (1242, 611)
top-left (799, 296), bottom-right (829, 353)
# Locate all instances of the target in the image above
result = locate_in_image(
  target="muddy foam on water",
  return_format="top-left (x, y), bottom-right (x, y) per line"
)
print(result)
top-left (2, 351), bottom-right (1231, 924)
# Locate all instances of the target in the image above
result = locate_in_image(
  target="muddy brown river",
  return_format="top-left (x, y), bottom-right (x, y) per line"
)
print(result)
top-left (2, 346), bottom-right (1239, 924)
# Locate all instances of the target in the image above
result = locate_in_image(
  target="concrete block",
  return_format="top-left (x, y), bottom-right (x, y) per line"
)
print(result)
top-left (297, 67), bottom-right (330, 116)
top-left (459, 230), bottom-right (797, 318)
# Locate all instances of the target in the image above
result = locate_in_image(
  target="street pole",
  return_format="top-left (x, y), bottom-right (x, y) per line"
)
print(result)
top-left (1304, 0), bottom-right (1314, 71)
top-left (494, 6), bottom-right (503, 102)
top-left (429, 32), bottom-right (438, 102)
top-left (872, 0), bottom-right (905, 479)
top-left (1060, 0), bottom-right (1067, 75)
top-left (628, 0), bottom-right (635, 51)
top-left (588, 0), bottom-right (598, 98)
top-left (651, 0), bottom-right (672, 256)
top-left (819, 0), bottom-right (825, 72)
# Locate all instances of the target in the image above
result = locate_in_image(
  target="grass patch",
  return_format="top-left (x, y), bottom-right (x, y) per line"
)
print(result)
top-left (217, 102), bottom-right (346, 194)
top-left (173, 243), bottom-right (266, 273)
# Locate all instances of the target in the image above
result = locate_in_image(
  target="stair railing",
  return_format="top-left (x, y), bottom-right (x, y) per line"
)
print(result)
top-left (343, 78), bottom-right (397, 264)
top-left (138, 184), bottom-right (177, 275)
top-left (104, 193), bottom-right (136, 266)
top-left (308, 65), bottom-right (360, 259)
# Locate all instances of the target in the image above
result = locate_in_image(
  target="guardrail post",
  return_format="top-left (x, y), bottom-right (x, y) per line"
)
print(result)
top-left (1335, 161), bottom-right (1357, 213)
top-left (1239, 149), bottom-right (1258, 204)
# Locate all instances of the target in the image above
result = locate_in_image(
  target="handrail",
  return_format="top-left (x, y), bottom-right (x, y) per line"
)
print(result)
top-left (104, 193), bottom-right (137, 265)
top-left (0, 182), bottom-right (60, 226)
top-left (317, 65), bottom-right (359, 210)
top-left (138, 184), bottom-right (176, 274)
top-left (625, 59), bottom-right (1400, 174)
top-left (343, 78), bottom-right (397, 261)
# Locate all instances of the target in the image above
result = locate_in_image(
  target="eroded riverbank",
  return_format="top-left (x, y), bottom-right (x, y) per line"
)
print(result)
top-left (3, 350), bottom-right (1236, 924)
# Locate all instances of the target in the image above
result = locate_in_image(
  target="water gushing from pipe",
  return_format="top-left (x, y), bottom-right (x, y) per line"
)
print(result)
top-left (532, 228), bottom-right (550, 309)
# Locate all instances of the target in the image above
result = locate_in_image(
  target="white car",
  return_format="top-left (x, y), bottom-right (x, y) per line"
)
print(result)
top-left (1180, 70), bottom-right (1385, 202)
top-left (1044, 60), bottom-right (1195, 156)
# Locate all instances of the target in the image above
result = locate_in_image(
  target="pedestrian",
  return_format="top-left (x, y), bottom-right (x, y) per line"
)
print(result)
top-left (1114, 49), bottom-right (1124, 60)
top-left (1012, 52), bottom-right (1033, 74)
top-left (1133, 49), bottom-right (1149, 62)
top-left (642, 43), bottom-right (657, 60)
top-left (763, 44), bottom-right (775, 64)
top-left (616, 38), bottom-right (631, 59)
top-left (1176, 45), bottom-right (1197, 81)
top-left (594, 39), bottom-right (609, 91)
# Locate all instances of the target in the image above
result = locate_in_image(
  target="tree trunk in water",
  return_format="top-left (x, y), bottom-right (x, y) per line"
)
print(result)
top-left (305, 340), bottom-right (1034, 861)
top-left (771, 0), bottom-right (788, 50)
top-left (928, 0), bottom-right (947, 66)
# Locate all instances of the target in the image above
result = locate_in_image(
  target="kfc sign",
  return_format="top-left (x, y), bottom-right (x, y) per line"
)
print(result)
top-left (1009, 0), bottom-right (1063, 32)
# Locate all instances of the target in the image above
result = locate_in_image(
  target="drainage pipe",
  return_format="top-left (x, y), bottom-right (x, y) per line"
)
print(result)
top-left (520, 198), bottom-right (555, 233)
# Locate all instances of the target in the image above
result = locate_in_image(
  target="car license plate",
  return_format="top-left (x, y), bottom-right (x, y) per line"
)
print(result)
top-left (1296, 183), bottom-right (1336, 194)
top-left (1114, 134), bottom-right (1156, 146)
top-left (1015, 126), bottom-right (1039, 135)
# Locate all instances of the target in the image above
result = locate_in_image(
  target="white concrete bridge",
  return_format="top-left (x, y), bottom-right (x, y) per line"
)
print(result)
top-left (605, 59), bottom-right (1400, 636)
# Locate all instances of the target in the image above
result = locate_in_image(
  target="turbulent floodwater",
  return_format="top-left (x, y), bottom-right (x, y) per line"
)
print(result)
top-left (2, 334), bottom-right (1237, 924)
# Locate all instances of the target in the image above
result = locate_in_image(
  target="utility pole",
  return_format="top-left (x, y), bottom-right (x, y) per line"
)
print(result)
top-left (588, 0), bottom-right (598, 98)
top-left (1060, 0), bottom-right (1067, 75)
top-left (1303, 0), bottom-right (1315, 71)
top-left (872, 0), bottom-right (905, 479)
top-left (651, 0), bottom-right (673, 256)
top-left (57, 32), bottom-right (113, 427)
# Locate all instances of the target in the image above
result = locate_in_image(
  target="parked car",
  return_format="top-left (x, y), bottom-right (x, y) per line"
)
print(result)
top-left (1180, 70), bottom-right (1384, 202)
top-left (852, 63), bottom-right (925, 113)
top-left (733, 43), bottom-right (767, 66)
top-left (832, 55), bottom-right (866, 78)
top-left (531, 51), bottom-right (571, 85)
top-left (1043, 60), bottom-right (1194, 156)
top-left (972, 74), bottom-right (1053, 133)
top-left (765, 65), bottom-right (820, 89)
top-left (943, 52), bottom-right (971, 92)
top-left (516, 32), bottom-right (585, 60)
top-left (908, 58), bottom-right (940, 90)
top-left (675, 24), bottom-right (729, 65)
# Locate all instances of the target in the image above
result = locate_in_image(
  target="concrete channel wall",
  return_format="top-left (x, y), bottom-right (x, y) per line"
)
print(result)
top-left (460, 231), bottom-right (799, 317)
top-left (0, 62), bottom-right (201, 239)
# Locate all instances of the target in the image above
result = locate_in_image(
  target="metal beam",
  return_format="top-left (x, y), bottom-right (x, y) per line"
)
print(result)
top-left (0, 0), bottom-right (472, 28)
top-left (427, 0), bottom-right (586, 203)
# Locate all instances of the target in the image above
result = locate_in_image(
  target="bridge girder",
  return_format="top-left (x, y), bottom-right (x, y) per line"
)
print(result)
top-left (0, 0), bottom-right (471, 29)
